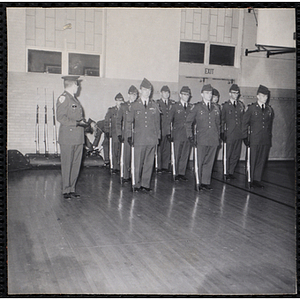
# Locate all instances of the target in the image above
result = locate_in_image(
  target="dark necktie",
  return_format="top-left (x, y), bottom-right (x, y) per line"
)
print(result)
top-left (207, 102), bottom-right (210, 111)
top-left (233, 101), bottom-right (236, 108)
top-left (144, 102), bottom-right (147, 109)
top-left (262, 104), bottom-right (265, 112)
top-left (184, 103), bottom-right (186, 110)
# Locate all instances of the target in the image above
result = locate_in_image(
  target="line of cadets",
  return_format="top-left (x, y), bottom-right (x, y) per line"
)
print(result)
top-left (100, 78), bottom-right (274, 192)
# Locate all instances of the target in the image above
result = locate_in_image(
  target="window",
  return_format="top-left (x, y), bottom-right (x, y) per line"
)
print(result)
top-left (28, 50), bottom-right (62, 74)
top-left (209, 45), bottom-right (235, 66)
top-left (179, 42), bottom-right (205, 64)
top-left (69, 53), bottom-right (100, 77)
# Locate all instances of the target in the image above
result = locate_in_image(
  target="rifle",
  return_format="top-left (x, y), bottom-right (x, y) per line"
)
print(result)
top-left (109, 118), bottom-right (113, 171)
top-left (246, 126), bottom-right (251, 183)
top-left (131, 123), bottom-right (135, 190)
top-left (44, 89), bottom-right (49, 156)
top-left (120, 140), bottom-right (124, 184)
top-left (155, 145), bottom-right (158, 172)
top-left (52, 91), bottom-right (58, 155)
top-left (223, 122), bottom-right (227, 178)
top-left (35, 104), bottom-right (40, 154)
top-left (194, 124), bottom-right (200, 191)
top-left (170, 124), bottom-right (176, 181)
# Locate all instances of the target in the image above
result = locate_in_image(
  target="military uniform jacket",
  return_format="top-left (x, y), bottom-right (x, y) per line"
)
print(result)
top-left (168, 101), bottom-right (194, 142)
top-left (242, 102), bottom-right (274, 146)
top-left (56, 91), bottom-right (85, 145)
top-left (156, 98), bottom-right (176, 136)
top-left (186, 101), bottom-right (221, 146)
top-left (126, 98), bottom-right (161, 146)
top-left (104, 106), bottom-right (120, 139)
top-left (221, 100), bottom-right (245, 141)
top-left (116, 102), bottom-right (130, 137)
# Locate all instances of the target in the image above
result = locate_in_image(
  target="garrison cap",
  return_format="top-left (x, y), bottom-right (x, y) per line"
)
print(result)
top-left (180, 86), bottom-right (191, 95)
top-left (229, 84), bottom-right (240, 93)
top-left (128, 85), bottom-right (138, 94)
top-left (161, 85), bottom-right (170, 93)
top-left (115, 93), bottom-right (124, 100)
top-left (62, 75), bottom-right (80, 81)
top-left (140, 78), bottom-right (152, 89)
top-left (201, 84), bottom-right (213, 93)
top-left (212, 88), bottom-right (220, 97)
top-left (257, 84), bottom-right (269, 95)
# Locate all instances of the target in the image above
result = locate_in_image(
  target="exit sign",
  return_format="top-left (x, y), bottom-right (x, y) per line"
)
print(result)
top-left (205, 68), bottom-right (214, 74)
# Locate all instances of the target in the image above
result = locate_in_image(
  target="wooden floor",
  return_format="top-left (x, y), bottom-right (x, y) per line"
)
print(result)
top-left (7, 161), bottom-right (296, 295)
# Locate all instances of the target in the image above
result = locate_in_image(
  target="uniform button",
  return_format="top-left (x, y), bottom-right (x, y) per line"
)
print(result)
top-left (145, 125), bottom-right (147, 127)
top-left (70, 129), bottom-right (72, 131)
top-left (209, 126), bottom-right (211, 128)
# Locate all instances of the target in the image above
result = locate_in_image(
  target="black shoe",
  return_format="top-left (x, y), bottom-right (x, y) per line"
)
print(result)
top-left (174, 175), bottom-right (180, 181)
top-left (195, 184), bottom-right (203, 191)
top-left (179, 175), bottom-right (188, 181)
top-left (201, 184), bottom-right (213, 191)
top-left (141, 186), bottom-right (152, 192)
top-left (162, 168), bottom-right (171, 173)
top-left (229, 174), bottom-right (236, 180)
top-left (63, 193), bottom-right (71, 199)
top-left (122, 178), bottom-right (130, 183)
top-left (224, 174), bottom-right (230, 180)
top-left (133, 187), bottom-right (141, 192)
top-left (157, 169), bottom-right (162, 173)
top-left (253, 180), bottom-right (264, 188)
top-left (70, 192), bottom-right (80, 198)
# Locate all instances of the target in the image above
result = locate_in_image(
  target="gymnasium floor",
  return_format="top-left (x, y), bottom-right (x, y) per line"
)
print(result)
top-left (7, 161), bottom-right (296, 295)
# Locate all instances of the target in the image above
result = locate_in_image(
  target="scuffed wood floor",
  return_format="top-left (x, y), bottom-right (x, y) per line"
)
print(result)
top-left (7, 161), bottom-right (296, 295)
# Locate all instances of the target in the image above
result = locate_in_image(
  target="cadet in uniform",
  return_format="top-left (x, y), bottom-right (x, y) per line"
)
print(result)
top-left (104, 93), bottom-right (125, 173)
top-left (56, 75), bottom-right (89, 199)
top-left (212, 88), bottom-right (221, 109)
top-left (168, 86), bottom-right (193, 181)
top-left (221, 84), bottom-right (245, 179)
top-left (186, 84), bottom-right (221, 191)
top-left (116, 85), bottom-right (139, 182)
top-left (126, 78), bottom-right (161, 192)
top-left (242, 85), bottom-right (274, 188)
top-left (156, 85), bottom-right (175, 173)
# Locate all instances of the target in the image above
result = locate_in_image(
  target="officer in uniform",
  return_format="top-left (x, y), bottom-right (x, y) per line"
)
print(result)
top-left (221, 84), bottom-right (245, 179)
top-left (186, 84), bottom-right (221, 191)
top-left (168, 86), bottom-right (193, 181)
top-left (116, 85), bottom-right (139, 182)
top-left (156, 85), bottom-right (175, 173)
top-left (242, 84), bottom-right (274, 188)
top-left (56, 75), bottom-right (89, 199)
top-left (104, 93), bottom-right (125, 173)
top-left (126, 78), bottom-right (161, 192)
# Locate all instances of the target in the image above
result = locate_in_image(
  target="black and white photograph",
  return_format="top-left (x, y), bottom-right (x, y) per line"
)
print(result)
top-left (6, 5), bottom-right (297, 295)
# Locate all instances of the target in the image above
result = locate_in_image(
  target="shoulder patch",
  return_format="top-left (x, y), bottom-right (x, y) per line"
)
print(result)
top-left (59, 95), bottom-right (65, 103)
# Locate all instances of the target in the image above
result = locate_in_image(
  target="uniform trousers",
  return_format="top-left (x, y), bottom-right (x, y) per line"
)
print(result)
top-left (226, 139), bottom-right (242, 175)
top-left (121, 134), bottom-right (131, 179)
top-left (157, 135), bottom-right (171, 170)
top-left (133, 145), bottom-right (155, 188)
top-left (111, 138), bottom-right (120, 170)
top-left (196, 145), bottom-right (218, 185)
top-left (60, 144), bottom-right (83, 194)
top-left (174, 140), bottom-right (191, 176)
top-left (250, 144), bottom-right (270, 182)
top-left (102, 136), bottom-right (109, 162)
